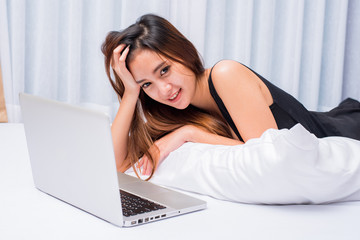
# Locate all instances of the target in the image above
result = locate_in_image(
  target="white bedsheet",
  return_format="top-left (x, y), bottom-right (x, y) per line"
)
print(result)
top-left (1, 123), bottom-right (360, 240)
top-left (150, 124), bottom-right (360, 204)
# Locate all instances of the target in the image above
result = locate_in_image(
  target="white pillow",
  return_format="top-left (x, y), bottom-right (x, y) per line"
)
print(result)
top-left (146, 124), bottom-right (360, 204)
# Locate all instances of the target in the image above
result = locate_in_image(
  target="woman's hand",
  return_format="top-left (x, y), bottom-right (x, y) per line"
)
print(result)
top-left (139, 125), bottom-right (192, 175)
top-left (111, 44), bottom-right (140, 96)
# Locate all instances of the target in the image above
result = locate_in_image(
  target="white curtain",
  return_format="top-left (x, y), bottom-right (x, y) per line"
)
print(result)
top-left (1, 0), bottom-right (359, 123)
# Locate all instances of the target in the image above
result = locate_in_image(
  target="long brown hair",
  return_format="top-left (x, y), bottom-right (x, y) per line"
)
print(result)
top-left (101, 14), bottom-right (231, 179)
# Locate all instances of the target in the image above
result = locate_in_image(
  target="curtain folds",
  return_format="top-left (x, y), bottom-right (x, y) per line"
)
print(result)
top-left (0, 0), bottom-right (359, 122)
top-left (0, 64), bottom-right (8, 122)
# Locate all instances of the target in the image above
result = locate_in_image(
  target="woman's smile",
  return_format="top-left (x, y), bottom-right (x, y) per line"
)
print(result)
top-left (168, 89), bottom-right (181, 102)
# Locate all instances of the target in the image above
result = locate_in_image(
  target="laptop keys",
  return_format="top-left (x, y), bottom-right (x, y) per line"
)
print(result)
top-left (120, 190), bottom-right (166, 217)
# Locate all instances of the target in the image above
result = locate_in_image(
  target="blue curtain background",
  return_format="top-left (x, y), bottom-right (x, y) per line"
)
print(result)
top-left (1, 0), bottom-right (359, 122)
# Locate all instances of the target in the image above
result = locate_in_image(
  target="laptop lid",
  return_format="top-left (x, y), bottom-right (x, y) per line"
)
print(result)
top-left (20, 93), bottom-right (124, 226)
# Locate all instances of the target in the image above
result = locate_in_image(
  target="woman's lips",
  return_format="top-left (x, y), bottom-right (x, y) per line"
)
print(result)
top-left (169, 89), bottom-right (181, 101)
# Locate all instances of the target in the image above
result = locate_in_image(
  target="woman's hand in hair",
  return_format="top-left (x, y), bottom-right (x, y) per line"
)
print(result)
top-left (111, 44), bottom-right (140, 96)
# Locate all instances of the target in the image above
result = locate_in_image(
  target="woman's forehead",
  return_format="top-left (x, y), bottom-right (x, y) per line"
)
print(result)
top-left (128, 49), bottom-right (168, 79)
top-left (131, 49), bottom-right (166, 63)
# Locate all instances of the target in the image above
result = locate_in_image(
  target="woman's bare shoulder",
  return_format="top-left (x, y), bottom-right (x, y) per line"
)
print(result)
top-left (211, 60), bottom-right (256, 89)
top-left (211, 60), bottom-right (244, 75)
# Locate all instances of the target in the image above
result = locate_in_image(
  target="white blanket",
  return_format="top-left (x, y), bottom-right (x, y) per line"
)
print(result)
top-left (146, 124), bottom-right (360, 204)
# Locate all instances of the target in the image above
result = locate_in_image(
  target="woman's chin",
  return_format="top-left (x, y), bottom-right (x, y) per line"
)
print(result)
top-left (170, 101), bottom-right (190, 110)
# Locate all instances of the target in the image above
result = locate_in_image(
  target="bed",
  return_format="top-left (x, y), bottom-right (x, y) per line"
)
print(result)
top-left (1, 123), bottom-right (360, 240)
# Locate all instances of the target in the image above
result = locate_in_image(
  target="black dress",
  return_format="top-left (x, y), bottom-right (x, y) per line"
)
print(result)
top-left (208, 64), bottom-right (360, 142)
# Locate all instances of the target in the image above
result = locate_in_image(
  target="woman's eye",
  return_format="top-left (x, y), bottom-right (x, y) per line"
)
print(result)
top-left (160, 66), bottom-right (170, 76)
top-left (142, 82), bottom-right (151, 89)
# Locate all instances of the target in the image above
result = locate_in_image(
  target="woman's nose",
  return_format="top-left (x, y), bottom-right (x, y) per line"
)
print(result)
top-left (159, 82), bottom-right (172, 95)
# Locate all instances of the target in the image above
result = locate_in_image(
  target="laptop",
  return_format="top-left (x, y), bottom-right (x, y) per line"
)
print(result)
top-left (19, 93), bottom-right (206, 227)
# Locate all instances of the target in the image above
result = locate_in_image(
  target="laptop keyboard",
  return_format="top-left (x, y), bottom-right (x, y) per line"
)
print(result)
top-left (120, 190), bottom-right (166, 217)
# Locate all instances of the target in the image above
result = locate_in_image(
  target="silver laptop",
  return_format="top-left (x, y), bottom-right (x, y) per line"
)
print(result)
top-left (19, 93), bottom-right (206, 227)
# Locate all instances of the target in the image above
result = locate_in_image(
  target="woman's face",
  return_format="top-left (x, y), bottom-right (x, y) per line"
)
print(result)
top-left (128, 49), bottom-right (197, 109)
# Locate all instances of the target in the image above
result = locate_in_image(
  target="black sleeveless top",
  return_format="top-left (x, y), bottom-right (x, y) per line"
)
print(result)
top-left (208, 63), bottom-right (360, 142)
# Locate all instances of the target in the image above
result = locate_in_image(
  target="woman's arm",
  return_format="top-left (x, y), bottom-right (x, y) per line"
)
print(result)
top-left (185, 125), bottom-right (242, 146)
top-left (110, 44), bottom-right (141, 172)
top-left (211, 60), bottom-right (278, 142)
top-left (140, 125), bottom-right (242, 175)
top-left (111, 94), bottom-right (138, 172)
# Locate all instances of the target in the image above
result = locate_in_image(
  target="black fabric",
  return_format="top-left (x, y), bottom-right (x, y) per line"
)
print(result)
top-left (208, 64), bottom-right (360, 142)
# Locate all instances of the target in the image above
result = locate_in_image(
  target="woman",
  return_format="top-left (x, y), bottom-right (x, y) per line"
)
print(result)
top-left (101, 14), bottom-right (360, 178)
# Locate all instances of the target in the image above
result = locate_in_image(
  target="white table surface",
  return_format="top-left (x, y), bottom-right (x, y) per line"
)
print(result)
top-left (1, 123), bottom-right (360, 240)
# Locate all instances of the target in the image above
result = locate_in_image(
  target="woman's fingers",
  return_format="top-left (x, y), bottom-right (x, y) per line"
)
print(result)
top-left (138, 158), bottom-right (144, 168)
top-left (140, 155), bottom-right (154, 176)
top-left (111, 44), bottom-right (127, 68)
top-left (119, 45), bottom-right (130, 62)
top-left (144, 160), bottom-right (153, 176)
top-left (111, 45), bottom-right (121, 67)
top-left (143, 156), bottom-right (149, 175)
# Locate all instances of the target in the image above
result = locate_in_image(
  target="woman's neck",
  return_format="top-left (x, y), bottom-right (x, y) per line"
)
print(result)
top-left (191, 68), bottom-right (219, 114)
